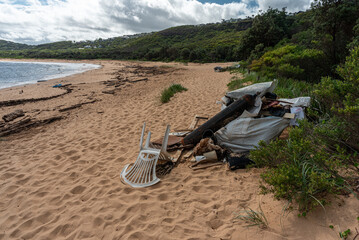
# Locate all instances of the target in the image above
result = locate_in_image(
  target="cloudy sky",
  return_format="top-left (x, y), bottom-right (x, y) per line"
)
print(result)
top-left (0, 0), bottom-right (312, 45)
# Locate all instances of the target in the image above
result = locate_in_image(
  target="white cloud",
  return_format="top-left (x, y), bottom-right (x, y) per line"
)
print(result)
top-left (0, 0), bottom-right (312, 45)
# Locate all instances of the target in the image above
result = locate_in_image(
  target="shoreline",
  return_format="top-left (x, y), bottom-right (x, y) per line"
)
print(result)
top-left (0, 59), bottom-right (102, 90)
top-left (0, 59), bottom-right (357, 240)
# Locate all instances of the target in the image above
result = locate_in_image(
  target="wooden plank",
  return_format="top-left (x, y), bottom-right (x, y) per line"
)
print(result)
top-left (283, 113), bottom-right (295, 119)
top-left (191, 162), bottom-right (223, 171)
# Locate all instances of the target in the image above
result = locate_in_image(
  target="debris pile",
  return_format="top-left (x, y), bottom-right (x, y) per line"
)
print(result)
top-left (121, 81), bottom-right (311, 188)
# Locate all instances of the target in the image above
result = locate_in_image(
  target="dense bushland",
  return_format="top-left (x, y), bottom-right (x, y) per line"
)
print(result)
top-left (228, 0), bottom-right (359, 213)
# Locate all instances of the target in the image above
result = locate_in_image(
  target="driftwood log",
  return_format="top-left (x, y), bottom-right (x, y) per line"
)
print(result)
top-left (2, 109), bottom-right (25, 122)
top-left (191, 162), bottom-right (223, 171)
top-left (58, 100), bottom-right (97, 112)
top-left (102, 90), bottom-right (116, 94)
top-left (0, 116), bottom-right (62, 137)
top-left (0, 86), bottom-right (72, 107)
top-left (182, 94), bottom-right (256, 146)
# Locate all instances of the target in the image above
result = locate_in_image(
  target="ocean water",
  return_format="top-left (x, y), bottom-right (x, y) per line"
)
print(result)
top-left (0, 61), bottom-right (101, 89)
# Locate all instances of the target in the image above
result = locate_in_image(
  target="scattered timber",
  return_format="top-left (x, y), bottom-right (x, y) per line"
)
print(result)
top-left (58, 100), bottom-right (97, 112)
top-left (191, 162), bottom-right (223, 171)
top-left (0, 116), bottom-right (62, 137)
top-left (2, 109), bottom-right (25, 122)
top-left (102, 90), bottom-right (115, 94)
top-left (0, 86), bottom-right (72, 107)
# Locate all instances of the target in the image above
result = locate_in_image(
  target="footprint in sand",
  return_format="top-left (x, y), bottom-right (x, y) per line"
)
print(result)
top-left (70, 185), bottom-right (86, 194)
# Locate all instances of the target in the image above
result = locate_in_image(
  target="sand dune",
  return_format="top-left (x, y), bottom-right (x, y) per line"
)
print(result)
top-left (0, 60), bottom-right (358, 240)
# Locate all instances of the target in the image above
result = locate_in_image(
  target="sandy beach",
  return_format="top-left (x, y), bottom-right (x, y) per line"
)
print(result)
top-left (0, 59), bottom-right (358, 240)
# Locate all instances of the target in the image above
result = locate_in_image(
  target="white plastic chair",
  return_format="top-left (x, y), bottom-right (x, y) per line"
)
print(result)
top-left (120, 122), bottom-right (171, 188)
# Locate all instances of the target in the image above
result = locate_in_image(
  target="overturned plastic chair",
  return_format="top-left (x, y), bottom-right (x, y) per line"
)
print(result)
top-left (120, 122), bottom-right (171, 188)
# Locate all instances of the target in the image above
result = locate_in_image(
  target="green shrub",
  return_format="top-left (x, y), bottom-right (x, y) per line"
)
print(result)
top-left (250, 121), bottom-right (354, 213)
top-left (227, 72), bottom-right (313, 99)
top-left (313, 46), bottom-right (359, 152)
top-left (249, 44), bottom-right (328, 82)
top-left (160, 84), bottom-right (187, 103)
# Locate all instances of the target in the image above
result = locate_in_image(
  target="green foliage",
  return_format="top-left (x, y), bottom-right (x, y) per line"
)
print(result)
top-left (311, 0), bottom-right (359, 65)
top-left (227, 72), bottom-right (313, 98)
top-left (314, 46), bottom-right (359, 115)
top-left (339, 229), bottom-right (351, 239)
top-left (348, 19), bottom-right (359, 49)
top-left (250, 44), bottom-right (328, 82)
top-left (250, 121), bottom-right (350, 212)
top-left (313, 46), bottom-right (359, 155)
top-left (160, 84), bottom-right (187, 103)
top-left (234, 204), bottom-right (268, 228)
top-left (237, 8), bottom-right (292, 59)
top-left (0, 40), bottom-right (31, 50)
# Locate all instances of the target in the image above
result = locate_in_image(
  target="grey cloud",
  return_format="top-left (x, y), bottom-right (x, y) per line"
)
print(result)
top-left (257, 0), bottom-right (312, 12)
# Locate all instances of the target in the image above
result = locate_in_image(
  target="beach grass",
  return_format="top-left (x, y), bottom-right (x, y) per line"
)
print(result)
top-left (234, 204), bottom-right (268, 228)
top-left (160, 84), bottom-right (187, 103)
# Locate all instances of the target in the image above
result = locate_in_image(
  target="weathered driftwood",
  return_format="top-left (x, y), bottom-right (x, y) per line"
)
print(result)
top-left (0, 116), bottom-right (62, 137)
top-left (102, 90), bottom-right (115, 94)
top-left (167, 144), bottom-right (194, 151)
top-left (191, 162), bottom-right (223, 171)
top-left (129, 78), bottom-right (148, 83)
top-left (191, 158), bottom-right (218, 168)
top-left (183, 94), bottom-right (256, 146)
top-left (58, 100), bottom-right (97, 112)
top-left (0, 87), bottom-right (72, 107)
top-left (2, 109), bottom-right (25, 122)
top-left (105, 77), bottom-right (148, 88)
top-left (0, 117), bottom-right (32, 136)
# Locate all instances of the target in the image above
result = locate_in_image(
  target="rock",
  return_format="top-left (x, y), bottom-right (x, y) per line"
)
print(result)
top-left (2, 110), bottom-right (25, 122)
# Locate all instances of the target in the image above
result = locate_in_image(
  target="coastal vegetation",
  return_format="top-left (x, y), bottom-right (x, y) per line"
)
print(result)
top-left (234, 204), bottom-right (268, 229)
top-left (160, 84), bottom-right (188, 103)
top-left (228, 0), bottom-right (359, 214)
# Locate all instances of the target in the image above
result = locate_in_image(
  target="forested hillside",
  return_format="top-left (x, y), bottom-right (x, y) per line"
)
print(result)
top-left (0, 40), bottom-right (31, 50)
top-left (0, 19), bottom-right (252, 61)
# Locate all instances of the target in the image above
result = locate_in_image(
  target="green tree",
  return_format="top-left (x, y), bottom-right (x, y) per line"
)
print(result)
top-left (311, 0), bottom-right (359, 65)
top-left (238, 8), bottom-right (292, 59)
top-left (180, 48), bottom-right (191, 60)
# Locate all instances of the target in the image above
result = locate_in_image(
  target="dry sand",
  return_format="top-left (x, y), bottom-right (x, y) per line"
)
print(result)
top-left (0, 59), bottom-right (358, 240)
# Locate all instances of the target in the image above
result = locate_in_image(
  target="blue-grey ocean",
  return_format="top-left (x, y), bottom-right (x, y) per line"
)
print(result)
top-left (0, 61), bottom-right (101, 89)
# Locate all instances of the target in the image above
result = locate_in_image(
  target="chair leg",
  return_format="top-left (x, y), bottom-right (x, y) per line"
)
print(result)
top-left (139, 122), bottom-right (146, 150)
top-left (161, 125), bottom-right (171, 152)
top-left (144, 131), bottom-right (151, 149)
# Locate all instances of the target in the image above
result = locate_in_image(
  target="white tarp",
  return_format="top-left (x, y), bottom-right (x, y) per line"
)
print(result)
top-left (215, 81), bottom-right (311, 153)
top-left (225, 80), bottom-right (277, 100)
top-left (215, 117), bottom-right (290, 153)
top-left (278, 97), bottom-right (311, 107)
